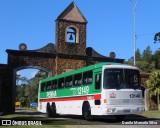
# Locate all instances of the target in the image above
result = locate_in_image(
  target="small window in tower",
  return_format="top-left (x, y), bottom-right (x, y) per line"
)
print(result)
top-left (66, 28), bottom-right (76, 43)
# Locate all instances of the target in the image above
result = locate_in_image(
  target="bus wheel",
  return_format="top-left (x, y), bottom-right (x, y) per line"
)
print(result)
top-left (51, 103), bottom-right (57, 117)
top-left (46, 103), bottom-right (52, 117)
top-left (115, 115), bottom-right (125, 121)
top-left (83, 102), bottom-right (92, 120)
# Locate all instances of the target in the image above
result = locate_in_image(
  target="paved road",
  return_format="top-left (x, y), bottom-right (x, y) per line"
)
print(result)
top-left (15, 109), bottom-right (160, 127)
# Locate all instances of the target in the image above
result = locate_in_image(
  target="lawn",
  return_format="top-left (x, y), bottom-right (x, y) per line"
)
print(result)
top-left (16, 107), bottom-right (38, 111)
top-left (140, 110), bottom-right (160, 118)
top-left (0, 107), bottom-right (77, 127)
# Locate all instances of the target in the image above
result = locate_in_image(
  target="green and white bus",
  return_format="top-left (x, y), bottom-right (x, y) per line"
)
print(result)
top-left (37, 62), bottom-right (144, 120)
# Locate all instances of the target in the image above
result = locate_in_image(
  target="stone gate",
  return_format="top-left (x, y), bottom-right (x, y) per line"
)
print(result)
top-left (0, 2), bottom-right (124, 114)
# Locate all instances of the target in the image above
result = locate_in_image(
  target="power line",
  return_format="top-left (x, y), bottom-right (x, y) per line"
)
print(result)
top-left (137, 32), bottom-right (156, 37)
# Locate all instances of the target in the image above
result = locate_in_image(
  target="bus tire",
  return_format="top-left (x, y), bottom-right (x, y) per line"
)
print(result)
top-left (51, 102), bottom-right (57, 117)
top-left (46, 103), bottom-right (52, 117)
top-left (115, 115), bottom-right (125, 121)
top-left (82, 102), bottom-right (92, 120)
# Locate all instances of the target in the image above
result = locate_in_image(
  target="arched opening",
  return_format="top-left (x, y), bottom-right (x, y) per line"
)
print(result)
top-left (13, 66), bottom-right (50, 108)
top-left (66, 26), bottom-right (78, 43)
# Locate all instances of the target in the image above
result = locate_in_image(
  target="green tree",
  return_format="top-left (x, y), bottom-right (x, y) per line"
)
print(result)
top-left (16, 85), bottom-right (27, 106)
top-left (25, 84), bottom-right (38, 107)
top-left (126, 56), bottom-right (134, 65)
top-left (16, 74), bottom-right (21, 85)
top-left (16, 70), bottom-right (48, 107)
top-left (16, 76), bottom-right (29, 106)
top-left (142, 45), bottom-right (152, 62)
top-left (19, 77), bottom-right (30, 85)
top-left (135, 48), bottom-right (141, 61)
top-left (24, 70), bottom-right (48, 107)
top-left (146, 70), bottom-right (160, 110)
top-left (126, 49), bottom-right (141, 65)
top-left (136, 61), bottom-right (154, 73)
top-left (154, 32), bottom-right (160, 43)
top-left (152, 50), bottom-right (160, 69)
top-left (35, 71), bottom-right (48, 78)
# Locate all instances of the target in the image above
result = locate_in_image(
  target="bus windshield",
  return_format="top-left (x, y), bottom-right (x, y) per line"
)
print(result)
top-left (103, 68), bottom-right (140, 89)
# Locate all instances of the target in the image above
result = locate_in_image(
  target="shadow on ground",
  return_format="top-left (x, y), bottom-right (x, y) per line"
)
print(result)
top-left (0, 109), bottom-right (160, 125)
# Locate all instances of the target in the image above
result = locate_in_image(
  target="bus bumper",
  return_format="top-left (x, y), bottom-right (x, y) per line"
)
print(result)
top-left (100, 105), bottom-right (144, 115)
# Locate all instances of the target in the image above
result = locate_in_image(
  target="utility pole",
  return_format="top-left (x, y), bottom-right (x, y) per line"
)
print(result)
top-left (130, 0), bottom-right (140, 66)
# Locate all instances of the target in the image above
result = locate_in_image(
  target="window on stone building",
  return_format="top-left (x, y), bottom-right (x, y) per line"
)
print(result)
top-left (66, 27), bottom-right (77, 43)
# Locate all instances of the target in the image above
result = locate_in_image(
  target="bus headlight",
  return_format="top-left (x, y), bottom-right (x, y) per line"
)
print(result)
top-left (107, 108), bottom-right (116, 113)
top-left (137, 107), bottom-right (143, 112)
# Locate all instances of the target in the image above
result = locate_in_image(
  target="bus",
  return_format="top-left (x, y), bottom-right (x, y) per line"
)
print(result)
top-left (37, 62), bottom-right (144, 120)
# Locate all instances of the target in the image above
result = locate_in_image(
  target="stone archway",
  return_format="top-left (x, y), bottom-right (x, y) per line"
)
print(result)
top-left (0, 44), bottom-right (56, 114)
top-left (13, 66), bottom-right (52, 109)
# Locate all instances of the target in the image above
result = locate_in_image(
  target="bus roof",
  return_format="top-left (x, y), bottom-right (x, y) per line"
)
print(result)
top-left (40, 62), bottom-right (132, 83)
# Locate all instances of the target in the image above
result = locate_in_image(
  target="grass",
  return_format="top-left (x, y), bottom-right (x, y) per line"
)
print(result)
top-left (16, 107), bottom-right (38, 112)
top-left (139, 110), bottom-right (160, 118)
top-left (1, 107), bottom-right (77, 127)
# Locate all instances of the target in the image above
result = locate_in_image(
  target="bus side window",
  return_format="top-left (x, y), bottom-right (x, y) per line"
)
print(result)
top-left (52, 80), bottom-right (57, 90)
top-left (47, 81), bottom-right (52, 91)
top-left (83, 71), bottom-right (93, 85)
top-left (58, 78), bottom-right (65, 89)
top-left (65, 76), bottom-right (73, 88)
top-left (74, 73), bottom-right (82, 86)
top-left (95, 74), bottom-right (101, 90)
top-left (41, 83), bottom-right (46, 92)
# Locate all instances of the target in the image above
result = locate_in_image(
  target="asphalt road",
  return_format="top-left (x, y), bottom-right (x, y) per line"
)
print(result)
top-left (14, 109), bottom-right (160, 126)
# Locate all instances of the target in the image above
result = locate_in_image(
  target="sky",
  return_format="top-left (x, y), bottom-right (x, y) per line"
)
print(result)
top-left (0, 0), bottom-right (160, 79)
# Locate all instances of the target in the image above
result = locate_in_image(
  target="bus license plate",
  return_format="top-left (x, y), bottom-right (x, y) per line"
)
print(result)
top-left (124, 109), bottom-right (131, 113)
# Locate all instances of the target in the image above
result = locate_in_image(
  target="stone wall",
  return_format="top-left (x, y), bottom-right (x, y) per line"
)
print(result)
top-left (8, 54), bottom-right (55, 74)
top-left (0, 64), bottom-right (14, 114)
top-left (56, 57), bottom-right (85, 75)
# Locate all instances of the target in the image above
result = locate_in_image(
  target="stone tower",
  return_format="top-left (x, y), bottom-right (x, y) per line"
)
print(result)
top-left (55, 2), bottom-right (87, 55)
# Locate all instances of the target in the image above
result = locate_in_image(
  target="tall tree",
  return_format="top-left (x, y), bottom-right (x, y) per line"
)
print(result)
top-left (135, 48), bottom-right (141, 61)
top-left (152, 50), bottom-right (160, 69)
top-left (146, 70), bottom-right (160, 110)
top-left (19, 77), bottom-right (30, 85)
top-left (25, 83), bottom-right (38, 107)
top-left (136, 61), bottom-right (154, 73)
top-left (16, 85), bottom-right (28, 106)
top-left (142, 45), bottom-right (152, 62)
top-left (35, 70), bottom-right (48, 78)
top-left (16, 74), bottom-right (21, 85)
top-left (16, 70), bottom-right (48, 107)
